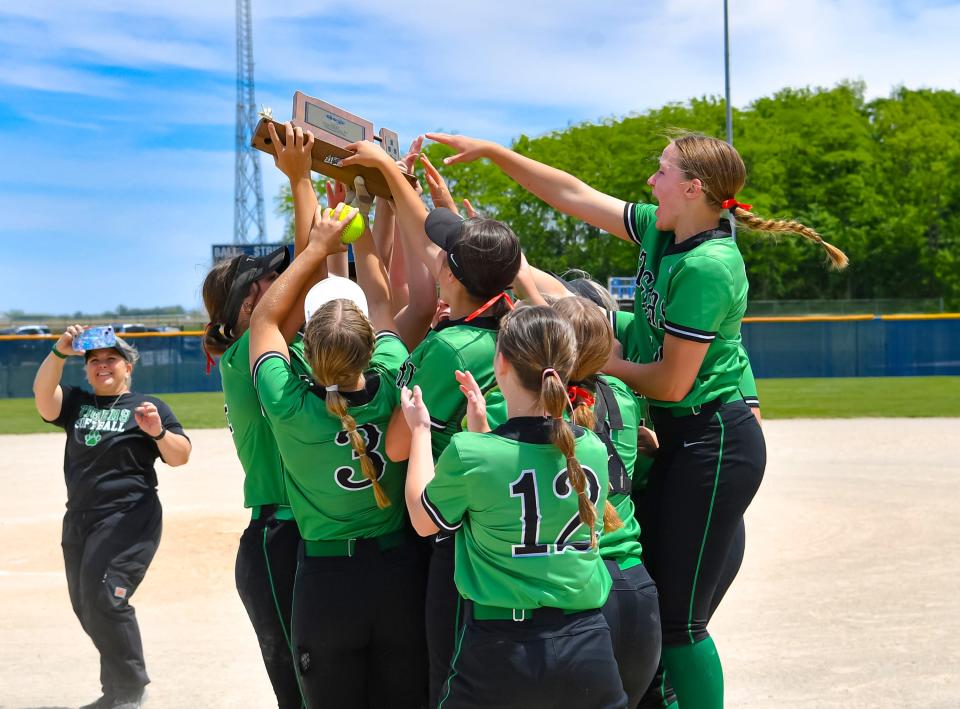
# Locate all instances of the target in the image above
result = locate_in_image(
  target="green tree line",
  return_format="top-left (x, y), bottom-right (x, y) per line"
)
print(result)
top-left (276, 83), bottom-right (960, 306)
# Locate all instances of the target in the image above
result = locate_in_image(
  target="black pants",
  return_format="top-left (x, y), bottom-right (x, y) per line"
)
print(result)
top-left (62, 495), bottom-right (162, 695)
top-left (644, 400), bottom-right (766, 647)
top-left (438, 604), bottom-right (628, 709)
top-left (236, 515), bottom-right (302, 709)
top-left (633, 504), bottom-right (747, 707)
top-left (292, 537), bottom-right (428, 709)
top-left (601, 561), bottom-right (661, 708)
top-left (425, 535), bottom-right (458, 707)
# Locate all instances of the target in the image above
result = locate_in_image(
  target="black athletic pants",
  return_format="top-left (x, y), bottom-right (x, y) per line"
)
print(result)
top-left (438, 603), bottom-right (628, 709)
top-left (601, 560), bottom-right (662, 708)
top-left (61, 494), bottom-right (162, 696)
top-left (291, 536), bottom-right (428, 709)
top-left (644, 400), bottom-right (766, 647)
top-left (425, 535), bottom-right (458, 707)
top-left (235, 514), bottom-right (302, 709)
top-left (633, 506), bottom-right (747, 707)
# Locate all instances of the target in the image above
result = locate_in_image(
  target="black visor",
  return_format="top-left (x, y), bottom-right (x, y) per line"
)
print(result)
top-left (221, 246), bottom-right (291, 336)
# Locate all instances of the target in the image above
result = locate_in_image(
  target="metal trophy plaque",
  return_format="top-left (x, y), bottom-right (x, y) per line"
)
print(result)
top-left (251, 91), bottom-right (413, 199)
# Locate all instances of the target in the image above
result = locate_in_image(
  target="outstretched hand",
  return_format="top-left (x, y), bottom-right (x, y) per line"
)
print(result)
top-left (400, 385), bottom-right (431, 432)
top-left (425, 133), bottom-right (495, 166)
top-left (269, 122), bottom-right (315, 180)
top-left (341, 140), bottom-right (393, 170)
top-left (455, 370), bottom-right (489, 433)
top-left (420, 154), bottom-right (458, 214)
top-left (307, 203), bottom-right (353, 254)
top-left (54, 324), bottom-right (84, 357)
top-left (325, 180), bottom-right (347, 209)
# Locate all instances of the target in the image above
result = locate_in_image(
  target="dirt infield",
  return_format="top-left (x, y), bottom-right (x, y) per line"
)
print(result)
top-left (2, 420), bottom-right (958, 708)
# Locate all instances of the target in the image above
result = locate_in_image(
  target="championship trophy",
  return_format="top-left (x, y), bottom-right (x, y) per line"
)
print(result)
top-left (252, 91), bottom-right (415, 199)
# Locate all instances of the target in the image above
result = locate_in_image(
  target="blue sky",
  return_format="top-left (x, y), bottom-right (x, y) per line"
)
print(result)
top-left (1, 0), bottom-right (958, 315)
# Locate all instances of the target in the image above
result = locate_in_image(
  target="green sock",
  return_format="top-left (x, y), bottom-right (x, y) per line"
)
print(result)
top-left (661, 636), bottom-right (724, 709)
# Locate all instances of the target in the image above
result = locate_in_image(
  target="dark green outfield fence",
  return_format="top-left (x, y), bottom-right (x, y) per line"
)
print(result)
top-left (0, 332), bottom-right (222, 398)
top-left (1, 315), bottom-right (958, 398)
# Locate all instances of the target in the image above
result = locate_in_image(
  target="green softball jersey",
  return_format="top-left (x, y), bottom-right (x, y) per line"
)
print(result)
top-left (423, 417), bottom-right (613, 611)
top-left (481, 376), bottom-right (644, 568)
top-left (220, 330), bottom-right (311, 508)
top-left (253, 332), bottom-right (409, 540)
top-left (396, 316), bottom-right (499, 460)
top-left (609, 308), bottom-right (759, 412)
top-left (622, 202), bottom-right (751, 410)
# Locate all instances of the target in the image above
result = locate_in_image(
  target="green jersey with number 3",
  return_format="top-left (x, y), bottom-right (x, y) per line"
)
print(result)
top-left (253, 332), bottom-right (409, 540)
top-left (423, 418), bottom-right (612, 611)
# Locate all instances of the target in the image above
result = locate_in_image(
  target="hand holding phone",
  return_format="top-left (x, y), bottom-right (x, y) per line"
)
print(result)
top-left (72, 325), bottom-right (116, 352)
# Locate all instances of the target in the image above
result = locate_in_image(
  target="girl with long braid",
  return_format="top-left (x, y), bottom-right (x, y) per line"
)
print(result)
top-left (402, 305), bottom-right (628, 709)
top-left (248, 199), bottom-right (427, 708)
top-left (427, 130), bottom-right (847, 708)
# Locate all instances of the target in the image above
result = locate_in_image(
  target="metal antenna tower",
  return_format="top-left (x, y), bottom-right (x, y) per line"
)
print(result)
top-left (234, 0), bottom-right (266, 244)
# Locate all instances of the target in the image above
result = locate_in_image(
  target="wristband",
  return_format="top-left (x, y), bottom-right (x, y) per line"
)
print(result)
top-left (51, 346), bottom-right (68, 360)
top-left (149, 428), bottom-right (166, 441)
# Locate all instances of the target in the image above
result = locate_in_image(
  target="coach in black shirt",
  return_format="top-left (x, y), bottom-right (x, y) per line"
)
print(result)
top-left (34, 325), bottom-right (191, 709)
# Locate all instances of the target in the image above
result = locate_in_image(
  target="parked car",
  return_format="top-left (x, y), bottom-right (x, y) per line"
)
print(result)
top-left (113, 323), bottom-right (157, 333)
top-left (14, 325), bottom-right (51, 335)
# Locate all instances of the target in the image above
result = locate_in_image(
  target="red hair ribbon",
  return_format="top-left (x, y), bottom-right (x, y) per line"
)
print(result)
top-left (721, 198), bottom-right (752, 211)
top-left (465, 291), bottom-right (515, 322)
top-left (202, 324), bottom-right (216, 375)
top-left (567, 385), bottom-right (595, 408)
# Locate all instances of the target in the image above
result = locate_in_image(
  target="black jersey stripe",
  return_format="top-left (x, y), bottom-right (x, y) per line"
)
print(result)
top-left (421, 490), bottom-right (462, 532)
top-left (663, 321), bottom-right (716, 343)
top-left (375, 330), bottom-right (401, 341)
top-left (429, 416), bottom-right (446, 431)
top-left (623, 202), bottom-right (642, 245)
top-left (744, 397), bottom-right (760, 408)
top-left (251, 351), bottom-right (289, 387)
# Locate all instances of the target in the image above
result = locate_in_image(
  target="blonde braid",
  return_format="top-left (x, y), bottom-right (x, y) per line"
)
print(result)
top-left (734, 208), bottom-right (849, 270)
top-left (326, 390), bottom-right (391, 509)
top-left (544, 374), bottom-right (599, 548)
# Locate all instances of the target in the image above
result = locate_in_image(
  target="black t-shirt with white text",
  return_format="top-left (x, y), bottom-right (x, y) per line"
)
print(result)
top-left (47, 386), bottom-right (187, 512)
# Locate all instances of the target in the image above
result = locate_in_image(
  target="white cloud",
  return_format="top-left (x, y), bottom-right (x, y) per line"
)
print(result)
top-left (0, 0), bottom-right (958, 313)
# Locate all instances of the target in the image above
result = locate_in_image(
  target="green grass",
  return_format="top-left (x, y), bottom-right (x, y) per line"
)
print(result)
top-left (2, 376), bottom-right (958, 434)
top-left (0, 391), bottom-right (228, 434)
top-left (756, 376), bottom-right (960, 418)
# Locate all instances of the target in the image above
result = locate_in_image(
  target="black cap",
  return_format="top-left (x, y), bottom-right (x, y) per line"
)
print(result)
top-left (424, 208), bottom-right (520, 299)
top-left (221, 246), bottom-right (291, 336)
top-left (425, 207), bottom-right (468, 280)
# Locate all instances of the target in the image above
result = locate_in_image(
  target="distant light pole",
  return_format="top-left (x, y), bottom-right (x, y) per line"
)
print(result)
top-left (724, 0), bottom-right (733, 146)
top-left (723, 0), bottom-right (736, 238)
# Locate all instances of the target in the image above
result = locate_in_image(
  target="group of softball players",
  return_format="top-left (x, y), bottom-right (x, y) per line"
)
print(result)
top-left (202, 122), bottom-right (846, 709)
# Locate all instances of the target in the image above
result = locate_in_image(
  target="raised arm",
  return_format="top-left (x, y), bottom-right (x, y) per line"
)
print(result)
top-left (399, 385), bottom-right (440, 537)
top-left (352, 196), bottom-right (398, 335)
top-left (249, 206), bottom-right (350, 371)
top-left (268, 122), bottom-right (329, 340)
top-left (34, 325), bottom-right (82, 421)
top-left (426, 133), bottom-right (631, 242)
top-left (373, 200), bottom-right (435, 348)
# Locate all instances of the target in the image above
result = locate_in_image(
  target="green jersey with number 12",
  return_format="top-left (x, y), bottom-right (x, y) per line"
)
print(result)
top-left (423, 418), bottom-right (612, 611)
